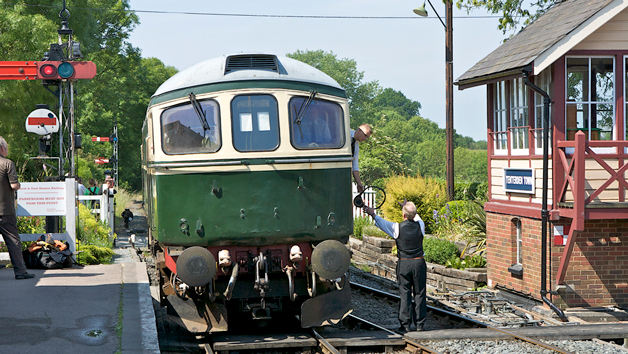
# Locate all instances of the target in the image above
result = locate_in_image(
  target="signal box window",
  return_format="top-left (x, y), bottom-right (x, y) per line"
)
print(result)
top-left (290, 98), bottom-right (344, 149)
top-left (566, 57), bottom-right (614, 141)
top-left (232, 95), bottom-right (279, 152)
top-left (161, 100), bottom-right (220, 154)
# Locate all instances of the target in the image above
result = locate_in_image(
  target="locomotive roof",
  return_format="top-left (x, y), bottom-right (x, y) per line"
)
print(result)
top-left (151, 54), bottom-right (346, 104)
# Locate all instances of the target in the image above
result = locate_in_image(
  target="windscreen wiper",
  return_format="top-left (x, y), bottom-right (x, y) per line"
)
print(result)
top-left (188, 92), bottom-right (211, 135)
top-left (293, 90), bottom-right (317, 140)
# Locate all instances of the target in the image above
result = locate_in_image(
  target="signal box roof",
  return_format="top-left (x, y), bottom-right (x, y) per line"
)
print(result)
top-left (152, 53), bottom-right (344, 100)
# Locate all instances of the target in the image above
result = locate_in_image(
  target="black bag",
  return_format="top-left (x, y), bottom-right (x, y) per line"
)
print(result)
top-left (22, 242), bottom-right (73, 269)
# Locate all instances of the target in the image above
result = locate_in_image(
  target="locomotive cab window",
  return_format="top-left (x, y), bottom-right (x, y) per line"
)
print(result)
top-left (290, 98), bottom-right (344, 149)
top-left (161, 100), bottom-right (220, 154)
top-left (232, 95), bottom-right (279, 151)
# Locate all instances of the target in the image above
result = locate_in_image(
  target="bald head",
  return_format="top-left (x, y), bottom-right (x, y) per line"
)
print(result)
top-left (402, 202), bottom-right (417, 220)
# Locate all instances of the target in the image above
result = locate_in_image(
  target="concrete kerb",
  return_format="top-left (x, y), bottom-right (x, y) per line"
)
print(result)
top-left (121, 261), bottom-right (160, 353)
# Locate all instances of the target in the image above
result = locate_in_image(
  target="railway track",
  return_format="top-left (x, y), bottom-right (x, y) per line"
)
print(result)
top-left (350, 281), bottom-right (576, 354)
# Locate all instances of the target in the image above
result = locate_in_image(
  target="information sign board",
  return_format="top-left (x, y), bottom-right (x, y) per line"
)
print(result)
top-left (16, 182), bottom-right (67, 216)
top-left (503, 168), bottom-right (535, 194)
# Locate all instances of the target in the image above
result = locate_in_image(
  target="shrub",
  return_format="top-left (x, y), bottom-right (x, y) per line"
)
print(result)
top-left (17, 216), bottom-right (46, 234)
top-left (381, 175), bottom-right (447, 234)
top-left (353, 215), bottom-right (373, 240)
top-left (454, 181), bottom-right (482, 201)
top-left (78, 244), bottom-right (115, 265)
top-left (77, 203), bottom-right (114, 264)
top-left (362, 225), bottom-right (389, 238)
top-left (446, 253), bottom-right (487, 270)
top-left (423, 237), bottom-right (459, 265)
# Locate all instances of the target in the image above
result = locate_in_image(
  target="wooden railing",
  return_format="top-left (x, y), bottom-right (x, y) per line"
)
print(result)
top-left (556, 131), bottom-right (628, 224)
top-left (555, 131), bottom-right (628, 284)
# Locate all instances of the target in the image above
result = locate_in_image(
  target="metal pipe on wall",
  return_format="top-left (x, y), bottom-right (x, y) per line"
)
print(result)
top-left (522, 67), bottom-right (568, 322)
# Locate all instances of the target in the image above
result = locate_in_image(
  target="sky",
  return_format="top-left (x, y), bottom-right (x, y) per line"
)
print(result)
top-left (127, 1), bottom-right (510, 142)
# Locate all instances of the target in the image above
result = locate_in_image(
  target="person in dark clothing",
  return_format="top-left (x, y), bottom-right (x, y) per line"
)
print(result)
top-left (121, 208), bottom-right (133, 229)
top-left (0, 136), bottom-right (35, 280)
top-left (363, 201), bottom-right (426, 333)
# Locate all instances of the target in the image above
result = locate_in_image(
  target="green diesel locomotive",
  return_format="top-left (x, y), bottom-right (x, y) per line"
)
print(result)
top-left (142, 53), bottom-right (353, 332)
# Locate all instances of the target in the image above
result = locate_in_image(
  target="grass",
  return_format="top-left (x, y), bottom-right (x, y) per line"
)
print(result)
top-left (114, 189), bottom-right (137, 216)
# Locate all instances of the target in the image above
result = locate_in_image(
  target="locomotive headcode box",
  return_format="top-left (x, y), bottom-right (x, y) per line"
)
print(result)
top-left (503, 168), bottom-right (535, 194)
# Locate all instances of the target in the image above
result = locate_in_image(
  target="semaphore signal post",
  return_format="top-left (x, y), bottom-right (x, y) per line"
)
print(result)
top-left (0, 1), bottom-right (96, 178)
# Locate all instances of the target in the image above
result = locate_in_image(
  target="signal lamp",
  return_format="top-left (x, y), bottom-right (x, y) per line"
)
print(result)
top-left (40, 64), bottom-right (57, 78)
top-left (58, 62), bottom-right (75, 79)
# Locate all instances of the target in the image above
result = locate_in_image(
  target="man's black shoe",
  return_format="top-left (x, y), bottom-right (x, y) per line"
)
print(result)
top-left (15, 272), bottom-right (35, 280)
top-left (396, 325), bottom-right (410, 334)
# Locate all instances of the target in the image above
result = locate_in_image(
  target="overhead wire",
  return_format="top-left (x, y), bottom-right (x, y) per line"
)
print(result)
top-left (0, 2), bottom-right (501, 20)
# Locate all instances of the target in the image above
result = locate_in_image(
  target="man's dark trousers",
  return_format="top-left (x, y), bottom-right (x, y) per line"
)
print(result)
top-left (0, 215), bottom-right (28, 275)
top-left (397, 258), bottom-right (427, 329)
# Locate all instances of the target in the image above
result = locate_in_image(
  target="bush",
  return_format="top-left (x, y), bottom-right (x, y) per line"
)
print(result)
top-left (17, 216), bottom-right (46, 234)
top-left (77, 244), bottom-right (115, 265)
top-left (362, 225), bottom-right (389, 238)
top-left (77, 203), bottom-right (114, 264)
top-left (353, 215), bottom-right (373, 240)
top-left (423, 237), bottom-right (459, 265)
top-left (446, 253), bottom-right (487, 270)
top-left (381, 175), bottom-right (447, 234)
top-left (454, 181), bottom-right (482, 201)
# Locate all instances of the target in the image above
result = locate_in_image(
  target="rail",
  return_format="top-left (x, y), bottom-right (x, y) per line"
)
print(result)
top-left (350, 282), bottom-right (574, 354)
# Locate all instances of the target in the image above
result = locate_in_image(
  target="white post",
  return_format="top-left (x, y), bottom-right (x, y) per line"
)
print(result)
top-left (100, 184), bottom-right (108, 224)
top-left (65, 178), bottom-right (76, 253)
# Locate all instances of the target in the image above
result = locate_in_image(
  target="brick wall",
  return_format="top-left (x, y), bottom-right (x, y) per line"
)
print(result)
top-left (487, 212), bottom-right (628, 309)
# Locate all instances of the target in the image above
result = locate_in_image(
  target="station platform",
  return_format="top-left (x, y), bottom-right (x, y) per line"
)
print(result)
top-left (0, 237), bottom-right (159, 354)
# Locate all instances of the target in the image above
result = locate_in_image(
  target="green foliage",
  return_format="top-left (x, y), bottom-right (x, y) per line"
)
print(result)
top-left (360, 264), bottom-right (372, 272)
top-left (381, 175), bottom-right (447, 234)
top-left (17, 216), bottom-right (45, 234)
top-left (362, 225), bottom-right (389, 238)
top-left (454, 181), bottom-right (481, 201)
top-left (456, 0), bottom-right (553, 34)
top-left (286, 49), bottom-right (381, 126)
top-left (424, 237), bottom-right (459, 265)
top-left (77, 244), bottom-right (115, 265)
top-left (353, 215), bottom-right (372, 240)
top-left (372, 88), bottom-right (421, 119)
top-left (359, 130), bottom-right (412, 186)
top-left (462, 200), bottom-right (487, 241)
top-left (432, 201), bottom-right (476, 241)
top-left (114, 188), bottom-right (136, 216)
top-left (446, 253), bottom-right (487, 270)
top-left (77, 203), bottom-right (114, 264)
top-left (475, 182), bottom-right (489, 202)
top-left (454, 148), bottom-right (488, 182)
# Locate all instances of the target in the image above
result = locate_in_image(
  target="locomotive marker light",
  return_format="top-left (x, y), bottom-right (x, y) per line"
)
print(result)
top-left (25, 108), bottom-right (59, 135)
top-left (176, 246), bottom-right (217, 287)
top-left (311, 239), bottom-right (350, 280)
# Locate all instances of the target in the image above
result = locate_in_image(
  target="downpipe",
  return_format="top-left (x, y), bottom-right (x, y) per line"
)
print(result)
top-left (522, 68), bottom-right (568, 322)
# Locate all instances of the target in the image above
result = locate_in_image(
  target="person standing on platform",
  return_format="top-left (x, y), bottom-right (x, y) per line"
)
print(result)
top-left (351, 124), bottom-right (372, 193)
top-left (0, 136), bottom-right (35, 279)
top-left (363, 200), bottom-right (426, 333)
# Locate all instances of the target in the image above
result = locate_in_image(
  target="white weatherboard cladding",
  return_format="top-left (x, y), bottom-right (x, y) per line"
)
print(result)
top-left (153, 54), bottom-right (342, 97)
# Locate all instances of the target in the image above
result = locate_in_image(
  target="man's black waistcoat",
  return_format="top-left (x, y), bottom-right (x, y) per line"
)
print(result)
top-left (396, 220), bottom-right (424, 259)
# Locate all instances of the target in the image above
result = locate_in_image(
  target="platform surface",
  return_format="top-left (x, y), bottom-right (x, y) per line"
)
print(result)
top-left (0, 260), bottom-right (159, 354)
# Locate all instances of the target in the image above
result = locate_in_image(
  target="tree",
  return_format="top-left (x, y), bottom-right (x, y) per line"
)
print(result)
top-left (286, 50), bottom-right (381, 128)
top-left (456, 0), bottom-right (555, 34)
top-left (372, 88), bottom-right (421, 119)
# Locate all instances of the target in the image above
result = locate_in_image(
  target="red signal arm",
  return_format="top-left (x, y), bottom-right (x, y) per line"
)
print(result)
top-left (0, 61), bottom-right (38, 80)
top-left (0, 61), bottom-right (97, 80)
